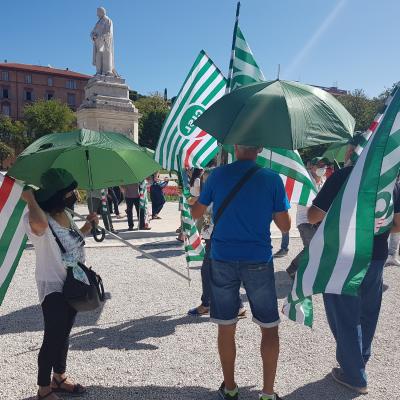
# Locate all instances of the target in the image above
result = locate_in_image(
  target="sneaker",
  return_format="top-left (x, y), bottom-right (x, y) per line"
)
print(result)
top-left (385, 255), bottom-right (400, 267)
top-left (274, 248), bottom-right (289, 258)
top-left (116, 214), bottom-right (123, 219)
top-left (331, 367), bottom-right (368, 394)
top-left (218, 382), bottom-right (238, 399)
top-left (259, 394), bottom-right (283, 400)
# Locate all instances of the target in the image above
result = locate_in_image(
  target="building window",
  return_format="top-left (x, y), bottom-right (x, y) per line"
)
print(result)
top-left (2, 88), bottom-right (9, 99)
top-left (66, 79), bottom-right (77, 89)
top-left (25, 74), bottom-right (32, 84)
top-left (1, 71), bottom-right (9, 81)
top-left (67, 93), bottom-right (76, 106)
top-left (48, 77), bottom-right (53, 86)
top-left (46, 92), bottom-right (54, 100)
top-left (24, 90), bottom-right (33, 101)
top-left (1, 103), bottom-right (10, 116)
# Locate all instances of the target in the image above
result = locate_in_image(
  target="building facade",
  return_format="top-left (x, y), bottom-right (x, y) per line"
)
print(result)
top-left (0, 62), bottom-right (91, 120)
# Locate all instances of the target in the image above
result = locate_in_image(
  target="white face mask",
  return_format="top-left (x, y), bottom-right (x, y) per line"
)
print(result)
top-left (315, 167), bottom-right (326, 177)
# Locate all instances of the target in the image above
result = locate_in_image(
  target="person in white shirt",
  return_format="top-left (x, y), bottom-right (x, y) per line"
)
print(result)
top-left (22, 169), bottom-right (98, 400)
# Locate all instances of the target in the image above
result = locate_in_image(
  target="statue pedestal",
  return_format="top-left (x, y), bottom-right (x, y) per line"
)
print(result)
top-left (77, 75), bottom-right (139, 142)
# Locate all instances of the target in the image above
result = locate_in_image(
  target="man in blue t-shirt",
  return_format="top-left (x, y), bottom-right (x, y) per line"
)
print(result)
top-left (191, 145), bottom-right (291, 400)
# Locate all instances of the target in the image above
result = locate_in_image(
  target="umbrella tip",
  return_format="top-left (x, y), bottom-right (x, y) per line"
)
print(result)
top-left (277, 64), bottom-right (281, 80)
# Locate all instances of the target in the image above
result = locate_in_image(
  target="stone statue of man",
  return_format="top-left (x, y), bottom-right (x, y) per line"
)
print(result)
top-left (91, 7), bottom-right (115, 76)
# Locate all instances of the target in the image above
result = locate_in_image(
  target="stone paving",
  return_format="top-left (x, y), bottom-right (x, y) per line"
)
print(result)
top-left (1, 202), bottom-right (399, 399)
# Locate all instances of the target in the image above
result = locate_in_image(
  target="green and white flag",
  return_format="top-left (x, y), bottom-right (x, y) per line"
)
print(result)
top-left (229, 26), bottom-right (265, 91)
top-left (155, 51), bottom-right (226, 171)
top-left (283, 84), bottom-right (400, 326)
top-left (227, 26), bottom-right (316, 205)
top-left (181, 191), bottom-right (205, 264)
top-left (0, 175), bottom-right (27, 306)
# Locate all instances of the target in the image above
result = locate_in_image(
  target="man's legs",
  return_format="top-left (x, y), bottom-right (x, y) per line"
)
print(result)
top-left (126, 198), bottom-right (134, 229)
top-left (323, 258), bottom-right (384, 389)
top-left (360, 259), bottom-right (384, 365)
top-left (240, 262), bottom-right (280, 395)
top-left (286, 223), bottom-right (317, 277)
top-left (218, 324), bottom-right (237, 391)
top-left (209, 260), bottom-right (241, 392)
top-left (261, 326), bottom-right (279, 394)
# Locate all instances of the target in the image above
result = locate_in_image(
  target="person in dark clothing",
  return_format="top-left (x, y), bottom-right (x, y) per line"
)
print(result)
top-left (107, 187), bottom-right (122, 218)
top-left (150, 173), bottom-right (168, 219)
top-left (307, 144), bottom-right (400, 395)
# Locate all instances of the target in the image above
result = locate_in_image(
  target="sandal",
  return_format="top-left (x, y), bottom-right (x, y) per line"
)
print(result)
top-left (52, 377), bottom-right (86, 397)
top-left (188, 306), bottom-right (210, 316)
top-left (37, 390), bottom-right (62, 400)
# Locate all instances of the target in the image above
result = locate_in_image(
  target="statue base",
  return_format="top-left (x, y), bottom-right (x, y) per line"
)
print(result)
top-left (77, 75), bottom-right (140, 142)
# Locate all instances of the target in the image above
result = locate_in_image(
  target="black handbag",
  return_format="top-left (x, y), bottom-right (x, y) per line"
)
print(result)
top-left (49, 224), bottom-right (105, 312)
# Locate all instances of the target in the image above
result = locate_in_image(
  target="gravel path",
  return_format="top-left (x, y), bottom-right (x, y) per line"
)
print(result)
top-left (1, 206), bottom-right (399, 399)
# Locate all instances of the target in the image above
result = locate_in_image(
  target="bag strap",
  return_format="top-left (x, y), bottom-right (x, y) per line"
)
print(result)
top-left (213, 165), bottom-right (261, 227)
top-left (48, 223), bottom-right (66, 254)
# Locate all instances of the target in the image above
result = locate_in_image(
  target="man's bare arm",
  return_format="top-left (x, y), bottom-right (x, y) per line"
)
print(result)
top-left (308, 205), bottom-right (326, 225)
top-left (391, 213), bottom-right (400, 233)
top-left (273, 211), bottom-right (291, 233)
top-left (191, 201), bottom-right (207, 220)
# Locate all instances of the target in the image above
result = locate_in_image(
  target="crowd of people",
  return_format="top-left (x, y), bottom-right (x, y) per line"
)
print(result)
top-left (21, 138), bottom-right (400, 400)
top-left (85, 172), bottom-right (171, 234)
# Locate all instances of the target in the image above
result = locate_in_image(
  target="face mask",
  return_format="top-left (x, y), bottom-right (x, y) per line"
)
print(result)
top-left (315, 168), bottom-right (326, 177)
top-left (64, 192), bottom-right (77, 209)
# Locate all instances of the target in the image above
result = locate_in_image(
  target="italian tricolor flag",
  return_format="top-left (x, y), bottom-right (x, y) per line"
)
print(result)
top-left (0, 175), bottom-right (27, 305)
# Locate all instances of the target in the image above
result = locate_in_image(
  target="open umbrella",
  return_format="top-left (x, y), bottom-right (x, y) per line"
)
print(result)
top-left (195, 80), bottom-right (355, 149)
top-left (322, 142), bottom-right (348, 163)
top-left (8, 129), bottom-right (161, 189)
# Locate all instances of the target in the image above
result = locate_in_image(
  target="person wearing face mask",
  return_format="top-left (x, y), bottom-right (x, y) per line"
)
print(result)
top-left (285, 157), bottom-right (328, 279)
top-left (21, 168), bottom-right (98, 400)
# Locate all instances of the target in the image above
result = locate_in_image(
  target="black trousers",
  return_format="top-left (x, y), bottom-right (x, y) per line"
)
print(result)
top-left (88, 197), bottom-right (114, 231)
top-left (126, 197), bottom-right (145, 229)
top-left (38, 292), bottom-right (77, 386)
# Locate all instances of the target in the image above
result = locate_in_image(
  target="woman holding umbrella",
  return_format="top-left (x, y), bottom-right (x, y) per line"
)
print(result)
top-left (22, 168), bottom-right (98, 400)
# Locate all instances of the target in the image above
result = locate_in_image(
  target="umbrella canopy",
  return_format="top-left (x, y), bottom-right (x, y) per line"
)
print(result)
top-left (8, 129), bottom-right (161, 189)
top-left (322, 142), bottom-right (349, 163)
top-left (195, 80), bottom-right (355, 149)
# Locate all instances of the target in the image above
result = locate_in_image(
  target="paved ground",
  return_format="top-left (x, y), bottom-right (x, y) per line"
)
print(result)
top-left (1, 203), bottom-right (399, 399)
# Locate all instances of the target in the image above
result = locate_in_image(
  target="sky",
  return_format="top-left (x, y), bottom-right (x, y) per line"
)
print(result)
top-left (1, 0), bottom-right (399, 98)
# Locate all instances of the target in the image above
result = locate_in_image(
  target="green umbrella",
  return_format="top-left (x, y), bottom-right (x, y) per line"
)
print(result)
top-left (8, 129), bottom-right (161, 189)
top-left (322, 142), bottom-right (349, 163)
top-left (195, 80), bottom-right (355, 149)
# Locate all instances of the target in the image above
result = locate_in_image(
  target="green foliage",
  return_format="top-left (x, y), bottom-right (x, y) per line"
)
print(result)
top-left (24, 99), bottom-right (76, 138)
top-left (299, 88), bottom-right (389, 161)
top-left (135, 95), bottom-right (169, 149)
top-left (0, 115), bottom-right (27, 152)
top-left (0, 141), bottom-right (14, 169)
top-left (337, 89), bottom-right (384, 132)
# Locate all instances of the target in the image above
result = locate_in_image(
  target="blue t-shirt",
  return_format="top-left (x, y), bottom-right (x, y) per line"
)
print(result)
top-left (199, 160), bottom-right (290, 262)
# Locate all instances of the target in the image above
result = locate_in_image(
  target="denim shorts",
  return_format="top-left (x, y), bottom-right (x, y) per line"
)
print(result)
top-left (209, 259), bottom-right (280, 328)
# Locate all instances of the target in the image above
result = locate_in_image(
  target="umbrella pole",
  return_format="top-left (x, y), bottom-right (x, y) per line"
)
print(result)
top-left (85, 149), bottom-right (106, 242)
top-left (69, 208), bottom-right (191, 283)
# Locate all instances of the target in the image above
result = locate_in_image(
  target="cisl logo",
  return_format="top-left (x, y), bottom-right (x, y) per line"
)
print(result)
top-left (179, 104), bottom-right (205, 137)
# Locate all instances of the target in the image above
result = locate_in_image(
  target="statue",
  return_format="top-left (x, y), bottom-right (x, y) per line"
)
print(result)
top-left (91, 7), bottom-right (116, 76)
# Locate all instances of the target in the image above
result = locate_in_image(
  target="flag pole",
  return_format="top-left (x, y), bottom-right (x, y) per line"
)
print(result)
top-left (218, 1), bottom-right (241, 166)
top-left (226, 1), bottom-right (241, 94)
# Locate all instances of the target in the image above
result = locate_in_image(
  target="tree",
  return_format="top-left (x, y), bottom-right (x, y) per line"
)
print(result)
top-left (0, 141), bottom-right (14, 169)
top-left (337, 89), bottom-right (383, 132)
top-left (135, 95), bottom-right (170, 149)
top-left (0, 115), bottom-right (27, 153)
top-left (24, 99), bottom-right (76, 138)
